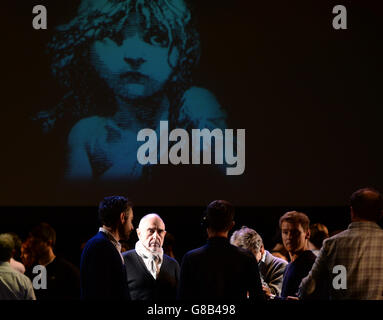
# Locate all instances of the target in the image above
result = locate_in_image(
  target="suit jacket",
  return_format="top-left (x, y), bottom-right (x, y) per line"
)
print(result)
top-left (299, 221), bottom-right (383, 300)
top-left (178, 237), bottom-right (264, 301)
top-left (258, 250), bottom-right (287, 296)
top-left (123, 249), bottom-right (180, 300)
top-left (80, 231), bottom-right (129, 300)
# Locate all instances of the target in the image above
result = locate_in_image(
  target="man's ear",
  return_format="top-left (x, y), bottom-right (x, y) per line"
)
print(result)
top-left (136, 228), bottom-right (141, 239)
top-left (120, 212), bottom-right (126, 223)
top-left (306, 229), bottom-right (311, 240)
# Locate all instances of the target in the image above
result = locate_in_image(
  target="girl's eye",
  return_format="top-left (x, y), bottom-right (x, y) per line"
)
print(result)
top-left (111, 32), bottom-right (124, 46)
top-left (146, 29), bottom-right (169, 47)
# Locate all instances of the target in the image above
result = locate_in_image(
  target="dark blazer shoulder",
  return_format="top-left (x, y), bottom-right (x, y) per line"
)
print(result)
top-left (123, 248), bottom-right (137, 256)
top-left (122, 249), bottom-right (139, 262)
top-left (85, 231), bottom-right (110, 247)
top-left (162, 254), bottom-right (180, 275)
top-left (163, 254), bottom-right (179, 266)
top-left (82, 232), bottom-right (119, 259)
top-left (223, 244), bottom-right (256, 264)
top-left (183, 244), bottom-right (208, 259)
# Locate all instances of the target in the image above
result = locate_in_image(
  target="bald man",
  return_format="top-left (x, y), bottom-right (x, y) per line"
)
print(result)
top-left (123, 214), bottom-right (180, 300)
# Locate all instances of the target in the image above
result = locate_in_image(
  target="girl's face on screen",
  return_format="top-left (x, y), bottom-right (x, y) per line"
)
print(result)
top-left (89, 16), bottom-right (179, 101)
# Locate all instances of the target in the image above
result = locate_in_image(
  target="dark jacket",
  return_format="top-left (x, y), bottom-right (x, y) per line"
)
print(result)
top-left (178, 237), bottom-right (264, 301)
top-left (80, 231), bottom-right (129, 300)
top-left (123, 249), bottom-right (180, 300)
top-left (281, 250), bottom-right (316, 298)
top-left (29, 256), bottom-right (80, 300)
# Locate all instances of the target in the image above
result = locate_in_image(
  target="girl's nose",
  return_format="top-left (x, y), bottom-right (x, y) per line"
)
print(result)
top-left (123, 57), bottom-right (145, 69)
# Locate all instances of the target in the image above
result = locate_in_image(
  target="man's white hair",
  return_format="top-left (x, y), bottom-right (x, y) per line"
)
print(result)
top-left (138, 213), bottom-right (165, 230)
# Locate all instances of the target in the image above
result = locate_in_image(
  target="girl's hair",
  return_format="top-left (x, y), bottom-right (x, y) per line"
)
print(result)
top-left (37, 0), bottom-right (200, 131)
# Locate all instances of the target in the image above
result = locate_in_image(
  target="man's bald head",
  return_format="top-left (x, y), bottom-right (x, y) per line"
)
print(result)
top-left (137, 214), bottom-right (166, 252)
top-left (138, 214), bottom-right (165, 230)
top-left (350, 187), bottom-right (383, 222)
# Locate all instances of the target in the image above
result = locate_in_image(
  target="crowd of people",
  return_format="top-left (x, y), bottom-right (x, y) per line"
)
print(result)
top-left (0, 187), bottom-right (383, 301)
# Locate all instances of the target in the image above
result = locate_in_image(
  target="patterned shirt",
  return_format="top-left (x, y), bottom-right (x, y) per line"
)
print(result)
top-left (99, 227), bottom-right (124, 264)
top-left (299, 221), bottom-right (383, 300)
top-left (0, 262), bottom-right (36, 300)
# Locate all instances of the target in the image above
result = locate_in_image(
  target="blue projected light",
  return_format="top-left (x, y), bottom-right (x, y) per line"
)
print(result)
top-left (39, 0), bottom-right (228, 180)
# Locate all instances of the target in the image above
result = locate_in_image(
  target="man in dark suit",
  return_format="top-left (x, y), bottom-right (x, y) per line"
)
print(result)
top-left (178, 200), bottom-right (264, 301)
top-left (80, 196), bottom-right (134, 299)
top-left (123, 213), bottom-right (180, 300)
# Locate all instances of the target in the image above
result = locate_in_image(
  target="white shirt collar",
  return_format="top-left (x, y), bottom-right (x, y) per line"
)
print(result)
top-left (99, 227), bottom-right (124, 264)
top-left (99, 227), bottom-right (121, 250)
top-left (0, 261), bottom-right (11, 267)
top-left (261, 250), bottom-right (266, 263)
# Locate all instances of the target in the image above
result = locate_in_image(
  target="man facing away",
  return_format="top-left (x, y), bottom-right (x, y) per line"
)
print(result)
top-left (80, 196), bottom-right (134, 299)
top-left (123, 213), bottom-right (180, 300)
top-left (230, 226), bottom-right (287, 297)
top-left (178, 200), bottom-right (264, 301)
top-left (299, 187), bottom-right (383, 300)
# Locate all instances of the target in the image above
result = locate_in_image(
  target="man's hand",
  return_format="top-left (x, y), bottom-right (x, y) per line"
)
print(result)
top-left (262, 285), bottom-right (276, 299)
top-left (286, 296), bottom-right (299, 300)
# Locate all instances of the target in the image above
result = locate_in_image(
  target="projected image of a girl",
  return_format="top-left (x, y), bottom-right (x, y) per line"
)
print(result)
top-left (38, 0), bottom-right (227, 180)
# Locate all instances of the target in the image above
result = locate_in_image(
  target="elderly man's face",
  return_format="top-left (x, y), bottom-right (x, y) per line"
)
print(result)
top-left (137, 215), bottom-right (166, 252)
top-left (89, 17), bottom-right (178, 101)
top-left (281, 221), bottom-right (309, 255)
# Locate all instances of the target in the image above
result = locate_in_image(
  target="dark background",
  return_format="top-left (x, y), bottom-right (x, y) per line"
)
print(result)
top-left (2, 0), bottom-right (383, 207)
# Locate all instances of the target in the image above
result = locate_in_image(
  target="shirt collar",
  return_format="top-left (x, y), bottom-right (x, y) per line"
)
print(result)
top-left (348, 221), bottom-right (381, 230)
top-left (99, 227), bottom-right (122, 252)
top-left (261, 250), bottom-right (266, 263)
